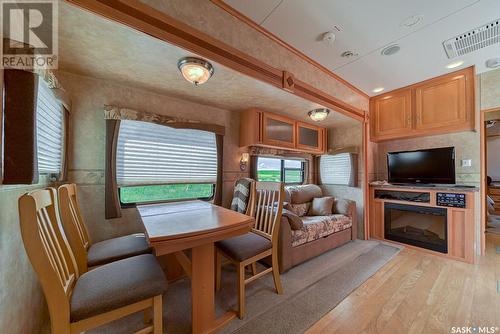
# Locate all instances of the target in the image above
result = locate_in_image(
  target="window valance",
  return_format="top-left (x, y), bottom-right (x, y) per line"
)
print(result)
top-left (103, 105), bottom-right (225, 136)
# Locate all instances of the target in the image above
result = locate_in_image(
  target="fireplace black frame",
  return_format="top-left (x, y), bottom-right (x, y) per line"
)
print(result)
top-left (384, 203), bottom-right (448, 253)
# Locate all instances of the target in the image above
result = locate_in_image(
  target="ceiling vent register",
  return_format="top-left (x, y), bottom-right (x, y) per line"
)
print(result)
top-left (443, 18), bottom-right (500, 59)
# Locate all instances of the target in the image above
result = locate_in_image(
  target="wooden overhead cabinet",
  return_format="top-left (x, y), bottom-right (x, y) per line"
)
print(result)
top-left (239, 109), bottom-right (327, 154)
top-left (370, 90), bottom-right (412, 141)
top-left (370, 67), bottom-right (475, 142)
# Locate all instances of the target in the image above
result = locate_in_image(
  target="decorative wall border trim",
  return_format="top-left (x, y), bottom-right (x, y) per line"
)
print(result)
top-left (65, 0), bottom-right (366, 121)
top-left (210, 0), bottom-right (370, 99)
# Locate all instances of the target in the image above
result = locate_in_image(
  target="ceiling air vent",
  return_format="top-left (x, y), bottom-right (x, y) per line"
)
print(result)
top-left (443, 18), bottom-right (500, 59)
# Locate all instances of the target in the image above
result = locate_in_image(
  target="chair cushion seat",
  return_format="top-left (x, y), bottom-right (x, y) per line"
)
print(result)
top-left (87, 233), bottom-right (151, 267)
top-left (70, 254), bottom-right (167, 322)
top-left (216, 232), bottom-right (272, 262)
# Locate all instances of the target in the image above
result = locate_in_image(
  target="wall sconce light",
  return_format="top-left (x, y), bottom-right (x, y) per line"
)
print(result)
top-left (240, 153), bottom-right (249, 171)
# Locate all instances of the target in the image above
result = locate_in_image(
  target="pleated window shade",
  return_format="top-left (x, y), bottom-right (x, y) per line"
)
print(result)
top-left (319, 153), bottom-right (357, 186)
top-left (116, 120), bottom-right (218, 186)
top-left (36, 79), bottom-right (64, 174)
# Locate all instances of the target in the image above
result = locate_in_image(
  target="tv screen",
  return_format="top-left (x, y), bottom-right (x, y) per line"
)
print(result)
top-left (387, 147), bottom-right (456, 184)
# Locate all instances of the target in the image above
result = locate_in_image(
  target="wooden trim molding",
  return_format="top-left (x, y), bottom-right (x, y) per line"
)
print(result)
top-left (65, 0), bottom-right (366, 121)
top-left (210, 0), bottom-right (369, 99)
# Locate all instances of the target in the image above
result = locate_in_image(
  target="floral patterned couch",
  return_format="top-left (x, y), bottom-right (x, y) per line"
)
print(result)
top-left (277, 184), bottom-right (357, 273)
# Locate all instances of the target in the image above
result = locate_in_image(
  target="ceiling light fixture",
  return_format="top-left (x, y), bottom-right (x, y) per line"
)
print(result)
top-left (177, 57), bottom-right (214, 86)
top-left (486, 57), bottom-right (500, 69)
top-left (308, 108), bottom-right (330, 122)
top-left (446, 60), bottom-right (464, 69)
top-left (401, 15), bottom-right (424, 28)
top-left (372, 87), bottom-right (385, 93)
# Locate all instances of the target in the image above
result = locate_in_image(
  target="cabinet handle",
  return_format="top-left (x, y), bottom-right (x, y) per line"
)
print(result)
top-left (407, 117), bottom-right (411, 127)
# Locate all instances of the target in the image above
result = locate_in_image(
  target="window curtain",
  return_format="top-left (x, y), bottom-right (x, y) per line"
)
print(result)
top-left (3, 70), bottom-right (39, 184)
top-left (2, 69), bottom-right (71, 184)
top-left (105, 119), bottom-right (122, 219)
top-left (104, 105), bottom-right (225, 218)
top-left (248, 146), bottom-right (316, 184)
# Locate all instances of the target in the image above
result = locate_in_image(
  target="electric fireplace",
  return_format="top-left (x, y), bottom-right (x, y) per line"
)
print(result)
top-left (384, 203), bottom-right (447, 253)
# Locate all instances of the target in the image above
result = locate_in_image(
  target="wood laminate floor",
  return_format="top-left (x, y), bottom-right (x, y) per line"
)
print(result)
top-left (307, 234), bottom-right (500, 334)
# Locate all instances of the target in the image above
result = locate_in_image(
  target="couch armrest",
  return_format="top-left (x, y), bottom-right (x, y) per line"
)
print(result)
top-left (334, 198), bottom-right (357, 240)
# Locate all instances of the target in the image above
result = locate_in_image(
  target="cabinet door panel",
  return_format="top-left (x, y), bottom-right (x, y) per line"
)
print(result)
top-left (262, 113), bottom-right (295, 148)
top-left (296, 122), bottom-right (323, 152)
top-left (415, 73), bottom-right (470, 131)
top-left (371, 90), bottom-right (412, 140)
top-left (369, 200), bottom-right (384, 239)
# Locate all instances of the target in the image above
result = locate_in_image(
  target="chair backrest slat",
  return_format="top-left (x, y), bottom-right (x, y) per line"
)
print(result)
top-left (19, 188), bottom-right (78, 326)
top-left (58, 183), bottom-right (92, 273)
top-left (37, 207), bottom-right (71, 285)
top-left (251, 182), bottom-right (284, 241)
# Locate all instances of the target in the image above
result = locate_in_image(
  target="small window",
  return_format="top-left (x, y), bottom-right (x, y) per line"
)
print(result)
top-left (257, 157), bottom-right (304, 184)
top-left (36, 79), bottom-right (64, 174)
top-left (116, 120), bottom-right (218, 204)
top-left (319, 153), bottom-right (357, 186)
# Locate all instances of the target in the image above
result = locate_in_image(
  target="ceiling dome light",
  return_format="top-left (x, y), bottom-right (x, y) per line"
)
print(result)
top-left (446, 60), bottom-right (464, 69)
top-left (486, 57), bottom-right (500, 69)
top-left (372, 87), bottom-right (385, 93)
top-left (178, 57), bottom-right (214, 86)
top-left (308, 108), bottom-right (330, 122)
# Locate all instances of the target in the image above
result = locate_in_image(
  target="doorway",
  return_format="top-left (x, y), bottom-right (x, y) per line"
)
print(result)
top-left (480, 107), bottom-right (500, 253)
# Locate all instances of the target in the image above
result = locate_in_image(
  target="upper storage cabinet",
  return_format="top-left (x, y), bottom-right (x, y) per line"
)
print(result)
top-left (262, 113), bottom-right (296, 149)
top-left (414, 70), bottom-right (473, 132)
top-left (239, 109), bottom-right (327, 154)
top-left (370, 90), bottom-right (412, 141)
top-left (296, 122), bottom-right (324, 152)
top-left (369, 67), bottom-right (475, 142)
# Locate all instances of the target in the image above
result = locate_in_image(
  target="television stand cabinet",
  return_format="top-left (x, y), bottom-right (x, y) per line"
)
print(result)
top-left (369, 185), bottom-right (478, 263)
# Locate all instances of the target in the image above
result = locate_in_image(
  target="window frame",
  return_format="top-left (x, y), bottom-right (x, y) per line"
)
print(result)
top-left (256, 156), bottom-right (305, 185)
top-left (118, 183), bottom-right (216, 208)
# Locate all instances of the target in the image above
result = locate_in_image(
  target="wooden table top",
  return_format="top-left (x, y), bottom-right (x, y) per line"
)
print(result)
top-left (138, 200), bottom-right (254, 242)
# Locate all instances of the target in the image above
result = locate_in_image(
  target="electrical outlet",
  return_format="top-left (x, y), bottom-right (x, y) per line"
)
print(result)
top-left (461, 159), bottom-right (472, 167)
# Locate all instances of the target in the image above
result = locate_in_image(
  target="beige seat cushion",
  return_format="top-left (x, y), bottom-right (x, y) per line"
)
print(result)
top-left (216, 232), bottom-right (272, 262)
top-left (291, 215), bottom-right (352, 247)
top-left (70, 254), bottom-right (167, 322)
top-left (87, 233), bottom-right (151, 267)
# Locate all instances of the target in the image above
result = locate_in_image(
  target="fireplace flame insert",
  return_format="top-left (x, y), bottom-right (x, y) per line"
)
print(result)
top-left (384, 203), bottom-right (447, 253)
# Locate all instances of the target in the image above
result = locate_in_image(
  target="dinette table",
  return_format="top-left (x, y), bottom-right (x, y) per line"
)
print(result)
top-left (137, 200), bottom-right (254, 334)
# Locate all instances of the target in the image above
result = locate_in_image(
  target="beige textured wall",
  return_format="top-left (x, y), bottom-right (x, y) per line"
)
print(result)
top-left (320, 124), bottom-right (365, 238)
top-left (480, 68), bottom-right (500, 110)
top-left (139, 0), bottom-right (369, 112)
top-left (57, 71), bottom-right (246, 242)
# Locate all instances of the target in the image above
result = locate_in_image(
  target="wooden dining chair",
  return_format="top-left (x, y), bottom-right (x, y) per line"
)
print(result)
top-left (215, 178), bottom-right (258, 287)
top-left (19, 188), bottom-right (167, 334)
top-left (58, 183), bottom-right (151, 273)
top-left (215, 181), bottom-right (285, 319)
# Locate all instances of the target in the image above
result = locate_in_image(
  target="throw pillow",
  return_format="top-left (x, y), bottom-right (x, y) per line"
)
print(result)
top-left (287, 202), bottom-right (311, 217)
top-left (282, 209), bottom-right (304, 230)
top-left (309, 197), bottom-right (335, 216)
top-left (333, 198), bottom-right (352, 215)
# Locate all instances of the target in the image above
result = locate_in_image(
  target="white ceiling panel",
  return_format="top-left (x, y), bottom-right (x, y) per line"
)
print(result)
top-left (223, 0), bottom-right (282, 24)
top-left (223, 0), bottom-right (500, 95)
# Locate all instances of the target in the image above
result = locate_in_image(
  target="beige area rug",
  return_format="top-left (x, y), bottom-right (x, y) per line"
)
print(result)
top-left (90, 240), bottom-right (401, 334)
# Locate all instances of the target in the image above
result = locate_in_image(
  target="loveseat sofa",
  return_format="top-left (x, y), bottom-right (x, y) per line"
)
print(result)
top-left (277, 184), bottom-right (357, 273)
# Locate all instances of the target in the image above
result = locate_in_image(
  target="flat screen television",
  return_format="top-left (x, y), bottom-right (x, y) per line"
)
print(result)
top-left (387, 147), bottom-right (456, 184)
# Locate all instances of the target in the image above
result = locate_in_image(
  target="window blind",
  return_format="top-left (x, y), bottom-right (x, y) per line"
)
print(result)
top-left (36, 79), bottom-right (64, 174)
top-left (319, 153), bottom-right (357, 186)
top-left (116, 120), bottom-right (218, 186)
